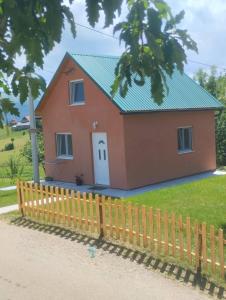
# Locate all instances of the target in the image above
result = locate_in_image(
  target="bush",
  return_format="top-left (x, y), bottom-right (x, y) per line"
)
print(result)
top-left (216, 112), bottom-right (226, 166)
top-left (4, 142), bottom-right (14, 151)
top-left (5, 156), bottom-right (24, 180)
top-left (20, 132), bottom-right (44, 163)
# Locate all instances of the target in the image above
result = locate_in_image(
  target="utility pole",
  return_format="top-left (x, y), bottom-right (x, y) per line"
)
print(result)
top-left (28, 75), bottom-right (40, 184)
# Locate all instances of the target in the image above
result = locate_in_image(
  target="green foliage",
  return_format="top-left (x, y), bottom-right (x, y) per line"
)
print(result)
top-left (0, 96), bottom-right (20, 129)
top-left (3, 142), bottom-right (14, 151)
top-left (20, 132), bottom-right (44, 163)
top-left (111, 0), bottom-right (197, 104)
top-left (216, 112), bottom-right (226, 166)
top-left (194, 67), bottom-right (226, 166)
top-left (0, 0), bottom-right (196, 104)
top-left (5, 156), bottom-right (24, 180)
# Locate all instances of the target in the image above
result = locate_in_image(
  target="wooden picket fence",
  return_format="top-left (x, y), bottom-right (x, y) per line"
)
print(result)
top-left (17, 180), bottom-right (226, 280)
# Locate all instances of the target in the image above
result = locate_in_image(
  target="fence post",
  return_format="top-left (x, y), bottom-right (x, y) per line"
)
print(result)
top-left (16, 181), bottom-right (24, 217)
top-left (196, 223), bottom-right (202, 283)
top-left (98, 196), bottom-right (104, 239)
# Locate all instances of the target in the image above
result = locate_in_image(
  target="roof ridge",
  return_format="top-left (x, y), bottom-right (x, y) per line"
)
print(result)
top-left (71, 53), bottom-right (119, 59)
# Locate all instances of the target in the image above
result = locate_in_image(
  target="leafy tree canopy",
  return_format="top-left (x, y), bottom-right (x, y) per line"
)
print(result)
top-left (0, 95), bottom-right (20, 128)
top-left (0, 0), bottom-right (197, 104)
top-left (194, 67), bottom-right (226, 166)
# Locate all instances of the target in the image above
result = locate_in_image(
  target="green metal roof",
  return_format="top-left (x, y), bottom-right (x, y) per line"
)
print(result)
top-left (70, 53), bottom-right (223, 113)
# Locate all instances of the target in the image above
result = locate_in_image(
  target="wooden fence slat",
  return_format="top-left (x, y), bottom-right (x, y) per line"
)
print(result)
top-left (128, 203), bottom-right (133, 244)
top-left (61, 188), bottom-right (66, 224)
top-left (40, 184), bottom-right (44, 220)
top-left (186, 217), bottom-right (192, 263)
top-left (164, 212), bottom-right (169, 255)
top-left (108, 197), bottom-right (113, 238)
top-left (55, 187), bottom-right (60, 224)
top-left (101, 196), bottom-right (106, 237)
top-left (83, 192), bottom-right (88, 231)
top-left (194, 222), bottom-right (199, 268)
top-left (210, 225), bottom-right (216, 273)
top-left (135, 206), bottom-right (140, 246)
top-left (142, 206), bottom-right (147, 248)
top-left (34, 183), bottom-right (39, 219)
top-left (77, 191), bottom-right (82, 229)
top-left (120, 201), bottom-right (126, 242)
top-left (115, 200), bottom-right (120, 239)
top-left (29, 182), bottom-right (34, 218)
top-left (71, 190), bottom-right (76, 227)
top-left (149, 208), bottom-right (154, 249)
top-left (157, 209), bottom-right (161, 252)
top-left (171, 213), bottom-right (176, 257)
top-left (178, 215), bottom-right (184, 259)
top-left (45, 185), bottom-right (50, 222)
top-left (95, 195), bottom-right (101, 234)
top-left (50, 186), bottom-right (54, 223)
top-left (202, 223), bottom-right (207, 270)
top-left (218, 229), bottom-right (224, 279)
top-left (89, 193), bottom-right (94, 232)
top-left (66, 189), bottom-right (71, 226)
top-left (25, 182), bottom-right (29, 215)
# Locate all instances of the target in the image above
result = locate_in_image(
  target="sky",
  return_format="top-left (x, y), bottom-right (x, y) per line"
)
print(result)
top-left (34, 0), bottom-right (226, 85)
top-left (13, 0), bottom-right (226, 117)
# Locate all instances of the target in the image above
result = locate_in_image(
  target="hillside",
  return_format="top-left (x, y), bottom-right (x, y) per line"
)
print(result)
top-left (0, 127), bottom-right (44, 187)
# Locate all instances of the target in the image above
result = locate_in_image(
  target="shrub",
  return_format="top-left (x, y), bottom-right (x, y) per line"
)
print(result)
top-left (20, 132), bottom-right (44, 163)
top-left (216, 112), bottom-right (226, 166)
top-left (4, 142), bottom-right (14, 151)
top-left (5, 156), bottom-right (24, 180)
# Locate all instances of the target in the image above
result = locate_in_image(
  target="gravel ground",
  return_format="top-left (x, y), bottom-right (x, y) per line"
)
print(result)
top-left (0, 220), bottom-right (211, 300)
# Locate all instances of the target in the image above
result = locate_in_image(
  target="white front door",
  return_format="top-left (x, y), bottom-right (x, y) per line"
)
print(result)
top-left (92, 132), bottom-right (110, 185)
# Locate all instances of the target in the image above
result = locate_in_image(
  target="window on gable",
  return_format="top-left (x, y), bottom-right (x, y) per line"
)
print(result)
top-left (177, 127), bottom-right (193, 152)
top-left (69, 80), bottom-right (85, 104)
top-left (56, 133), bottom-right (73, 158)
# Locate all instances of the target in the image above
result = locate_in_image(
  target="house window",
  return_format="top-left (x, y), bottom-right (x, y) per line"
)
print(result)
top-left (69, 80), bottom-right (85, 105)
top-left (177, 127), bottom-right (193, 153)
top-left (56, 133), bottom-right (73, 159)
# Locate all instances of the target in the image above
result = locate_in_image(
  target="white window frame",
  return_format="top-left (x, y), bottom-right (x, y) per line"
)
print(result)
top-left (56, 133), bottom-right (73, 160)
top-left (177, 126), bottom-right (193, 154)
top-left (69, 79), bottom-right (85, 106)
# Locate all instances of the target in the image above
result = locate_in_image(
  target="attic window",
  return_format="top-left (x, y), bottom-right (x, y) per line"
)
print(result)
top-left (69, 80), bottom-right (85, 105)
top-left (178, 127), bottom-right (193, 153)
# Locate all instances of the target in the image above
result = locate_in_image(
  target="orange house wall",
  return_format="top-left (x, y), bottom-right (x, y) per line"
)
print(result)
top-left (123, 110), bottom-right (216, 189)
top-left (37, 58), bottom-right (128, 189)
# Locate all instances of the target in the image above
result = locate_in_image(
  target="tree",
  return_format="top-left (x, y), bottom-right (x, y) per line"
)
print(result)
top-left (216, 112), bottom-right (226, 166)
top-left (0, 0), bottom-right (197, 104)
top-left (194, 68), bottom-right (226, 166)
top-left (0, 95), bottom-right (20, 135)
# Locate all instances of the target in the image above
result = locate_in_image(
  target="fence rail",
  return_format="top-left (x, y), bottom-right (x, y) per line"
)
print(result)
top-left (17, 181), bottom-right (226, 280)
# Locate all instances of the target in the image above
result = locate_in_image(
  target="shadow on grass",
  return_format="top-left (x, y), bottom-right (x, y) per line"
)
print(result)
top-left (11, 216), bottom-right (226, 299)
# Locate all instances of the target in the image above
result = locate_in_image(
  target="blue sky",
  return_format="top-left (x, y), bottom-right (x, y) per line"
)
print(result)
top-left (35, 0), bottom-right (226, 85)
top-left (13, 0), bottom-right (226, 114)
top-left (13, 0), bottom-right (226, 117)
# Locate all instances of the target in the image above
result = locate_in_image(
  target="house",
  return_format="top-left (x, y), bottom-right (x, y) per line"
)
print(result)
top-left (21, 115), bottom-right (30, 123)
top-left (36, 53), bottom-right (223, 190)
top-left (9, 119), bottom-right (18, 126)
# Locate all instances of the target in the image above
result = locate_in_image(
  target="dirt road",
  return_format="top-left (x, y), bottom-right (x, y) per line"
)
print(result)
top-left (0, 220), bottom-right (210, 300)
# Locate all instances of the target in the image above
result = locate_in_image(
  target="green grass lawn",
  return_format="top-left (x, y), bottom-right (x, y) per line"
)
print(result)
top-left (125, 175), bottom-right (226, 230)
top-left (0, 190), bottom-right (17, 208)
